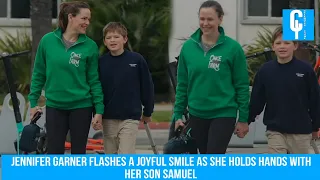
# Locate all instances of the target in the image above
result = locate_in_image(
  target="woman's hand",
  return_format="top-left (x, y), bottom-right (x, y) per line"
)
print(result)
top-left (30, 106), bottom-right (42, 120)
top-left (175, 119), bottom-right (185, 130)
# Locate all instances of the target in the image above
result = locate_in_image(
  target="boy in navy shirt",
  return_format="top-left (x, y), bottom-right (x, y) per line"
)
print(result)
top-left (96, 22), bottom-right (154, 154)
top-left (249, 26), bottom-right (320, 154)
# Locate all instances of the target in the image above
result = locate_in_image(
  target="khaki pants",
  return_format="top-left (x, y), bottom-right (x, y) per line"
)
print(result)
top-left (102, 119), bottom-right (140, 154)
top-left (266, 130), bottom-right (312, 154)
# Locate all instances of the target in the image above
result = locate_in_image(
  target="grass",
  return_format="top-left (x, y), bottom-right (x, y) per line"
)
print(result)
top-left (0, 93), bottom-right (5, 104)
top-left (152, 111), bottom-right (172, 122)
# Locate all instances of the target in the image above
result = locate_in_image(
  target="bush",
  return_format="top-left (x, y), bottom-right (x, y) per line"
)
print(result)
top-left (0, 28), bottom-right (32, 95)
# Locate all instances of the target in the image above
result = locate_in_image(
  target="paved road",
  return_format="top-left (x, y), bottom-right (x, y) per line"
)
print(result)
top-left (136, 129), bottom-right (169, 147)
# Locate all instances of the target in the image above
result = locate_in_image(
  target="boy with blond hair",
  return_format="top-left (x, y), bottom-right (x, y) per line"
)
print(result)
top-left (249, 26), bottom-right (320, 154)
top-left (97, 22), bottom-right (154, 154)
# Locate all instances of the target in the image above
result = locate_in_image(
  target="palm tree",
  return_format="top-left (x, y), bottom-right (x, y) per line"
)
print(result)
top-left (244, 26), bottom-right (275, 85)
top-left (0, 29), bottom-right (32, 94)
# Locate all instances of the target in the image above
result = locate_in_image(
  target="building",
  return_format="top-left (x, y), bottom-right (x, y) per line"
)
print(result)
top-left (0, 0), bottom-right (309, 54)
top-left (0, 0), bottom-right (288, 38)
top-left (169, 0), bottom-right (295, 62)
top-left (0, 0), bottom-right (61, 38)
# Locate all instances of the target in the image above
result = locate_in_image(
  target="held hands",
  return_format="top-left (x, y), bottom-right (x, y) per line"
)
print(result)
top-left (92, 114), bottom-right (103, 130)
top-left (234, 122), bottom-right (249, 138)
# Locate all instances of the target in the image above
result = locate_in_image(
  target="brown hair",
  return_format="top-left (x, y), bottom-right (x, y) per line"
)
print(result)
top-left (272, 25), bottom-right (297, 44)
top-left (199, 0), bottom-right (224, 18)
top-left (102, 22), bottom-right (128, 38)
top-left (58, 1), bottom-right (90, 32)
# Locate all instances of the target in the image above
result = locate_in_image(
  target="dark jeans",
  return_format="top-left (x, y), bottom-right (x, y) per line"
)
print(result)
top-left (189, 115), bottom-right (236, 154)
top-left (46, 106), bottom-right (93, 154)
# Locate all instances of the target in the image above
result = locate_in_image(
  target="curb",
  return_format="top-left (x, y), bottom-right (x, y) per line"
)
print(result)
top-left (138, 122), bottom-right (171, 129)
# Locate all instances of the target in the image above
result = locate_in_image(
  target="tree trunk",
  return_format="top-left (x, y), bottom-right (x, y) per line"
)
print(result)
top-left (30, 0), bottom-right (52, 75)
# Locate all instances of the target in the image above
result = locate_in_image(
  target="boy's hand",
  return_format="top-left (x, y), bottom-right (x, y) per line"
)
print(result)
top-left (141, 115), bottom-right (152, 123)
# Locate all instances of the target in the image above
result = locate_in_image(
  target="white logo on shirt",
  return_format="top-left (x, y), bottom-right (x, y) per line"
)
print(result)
top-left (296, 73), bottom-right (304, 77)
top-left (208, 55), bottom-right (222, 71)
top-left (69, 52), bottom-right (81, 67)
top-left (129, 64), bottom-right (137, 67)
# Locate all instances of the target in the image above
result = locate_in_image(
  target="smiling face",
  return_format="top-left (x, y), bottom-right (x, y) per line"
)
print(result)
top-left (104, 31), bottom-right (128, 54)
top-left (68, 8), bottom-right (91, 34)
top-left (199, 7), bottom-right (222, 36)
top-left (272, 34), bottom-right (298, 61)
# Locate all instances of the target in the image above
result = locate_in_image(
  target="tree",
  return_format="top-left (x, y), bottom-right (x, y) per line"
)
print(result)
top-left (244, 26), bottom-right (274, 85)
top-left (0, 29), bottom-right (32, 94)
top-left (30, 0), bottom-right (53, 74)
